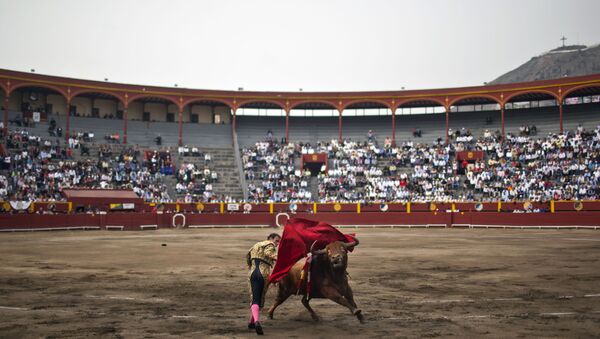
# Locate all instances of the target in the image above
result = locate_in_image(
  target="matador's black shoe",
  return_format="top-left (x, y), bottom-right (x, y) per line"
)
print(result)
top-left (248, 322), bottom-right (255, 330)
top-left (254, 321), bottom-right (264, 335)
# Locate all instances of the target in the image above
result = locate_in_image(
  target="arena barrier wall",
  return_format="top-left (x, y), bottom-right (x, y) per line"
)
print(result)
top-left (0, 211), bottom-right (599, 231)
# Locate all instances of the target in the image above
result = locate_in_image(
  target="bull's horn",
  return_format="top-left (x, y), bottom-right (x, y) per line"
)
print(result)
top-left (309, 240), bottom-right (318, 252)
top-left (342, 236), bottom-right (359, 249)
top-left (312, 248), bottom-right (327, 255)
top-left (310, 241), bottom-right (327, 255)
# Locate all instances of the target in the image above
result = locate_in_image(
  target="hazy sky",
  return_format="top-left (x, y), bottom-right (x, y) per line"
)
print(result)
top-left (1, 0), bottom-right (599, 92)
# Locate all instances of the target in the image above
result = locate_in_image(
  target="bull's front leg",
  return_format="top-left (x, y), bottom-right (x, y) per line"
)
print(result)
top-left (320, 286), bottom-right (364, 323)
top-left (301, 295), bottom-right (320, 322)
top-left (342, 284), bottom-right (364, 323)
top-left (343, 283), bottom-right (358, 308)
top-left (267, 284), bottom-right (291, 319)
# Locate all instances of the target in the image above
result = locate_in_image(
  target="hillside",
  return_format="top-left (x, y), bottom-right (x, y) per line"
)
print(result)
top-left (489, 44), bottom-right (600, 85)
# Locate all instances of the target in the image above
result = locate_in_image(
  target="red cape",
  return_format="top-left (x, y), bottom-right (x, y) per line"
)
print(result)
top-left (269, 218), bottom-right (356, 283)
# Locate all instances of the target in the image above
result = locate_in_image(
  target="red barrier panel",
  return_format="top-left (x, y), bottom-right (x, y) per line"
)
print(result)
top-left (359, 203), bottom-right (381, 213)
top-left (272, 203), bottom-right (288, 213)
top-left (200, 203), bottom-right (222, 213)
top-left (386, 203), bottom-right (409, 212)
top-left (65, 214), bottom-right (102, 227)
top-left (554, 201), bottom-right (600, 211)
top-left (160, 203), bottom-right (179, 212)
top-left (453, 212), bottom-right (600, 226)
top-left (292, 203), bottom-right (315, 213)
top-left (0, 214), bottom-right (59, 229)
top-left (247, 204), bottom-right (271, 213)
top-left (410, 203), bottom-right (432, 212)
top-left (499, 201), bottom-right (552, 212)
top-left (317, 203), bottom-right (356, 213)
top-left (275, 212), bottom-right (449, 227)
top-left (104, 213), bottom-right (159, 230)
top-left (103, 213), bottom-right (132, 230)
top-left (271, 203), bottom-right (312, 213)
top-left (133, 213), bottom-right (160, 229)
top-left (185, 213), bottom-right (274, 226)
top-left (360, 203), bottom-right (409, 213)
top-left (0, 214), bottom-right (100, 230)
top-left (177, 203), bottom-right (196, 212)
top-left (454, 202), bottom-right (497, 212)
top-left (1, 211), bottom-right (598, 231)
top-left (156, 212), bottom-right (171, 227)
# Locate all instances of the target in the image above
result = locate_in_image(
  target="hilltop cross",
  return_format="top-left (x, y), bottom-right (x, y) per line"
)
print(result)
top-left (561, 36), bottom-right (567, 47)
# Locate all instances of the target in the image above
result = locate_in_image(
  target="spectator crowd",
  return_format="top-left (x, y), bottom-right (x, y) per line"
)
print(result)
top-left (241, 125), bottom-right (600, 203)
top-left (1, 130), bottom-right (172, 203)
top-left (2, 124), bottom-right (599, 205)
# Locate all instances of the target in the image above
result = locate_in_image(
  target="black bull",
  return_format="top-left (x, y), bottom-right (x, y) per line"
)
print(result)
top-left (267, 237), bottom-right (364, 323)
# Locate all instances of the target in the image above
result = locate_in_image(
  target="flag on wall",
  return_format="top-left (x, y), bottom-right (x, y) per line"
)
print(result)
top-left (109, 203), bottom-right (135, 210)
top-left (9, 201), bottom-right (32, 210)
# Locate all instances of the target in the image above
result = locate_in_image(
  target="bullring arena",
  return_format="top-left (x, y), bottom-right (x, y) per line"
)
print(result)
top-left (1, 227), bottom-right (600, 338)
top-left (2, 29), bottom-right (600, 338)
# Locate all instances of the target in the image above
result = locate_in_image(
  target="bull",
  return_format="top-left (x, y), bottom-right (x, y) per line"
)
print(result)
top-left (267, 237), bottom-right (364, 323)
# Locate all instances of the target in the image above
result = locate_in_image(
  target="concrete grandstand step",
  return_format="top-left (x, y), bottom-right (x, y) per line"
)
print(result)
top-left (173, 146), bottom-right (243, 199)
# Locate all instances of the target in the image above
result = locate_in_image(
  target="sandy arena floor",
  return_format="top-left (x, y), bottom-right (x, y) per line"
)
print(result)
top-left (0, 228), bottom-right (599, 338)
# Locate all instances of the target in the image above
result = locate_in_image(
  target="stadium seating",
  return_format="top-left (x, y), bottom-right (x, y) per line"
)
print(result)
top-left (2, 102), bottom-right (599, 204)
